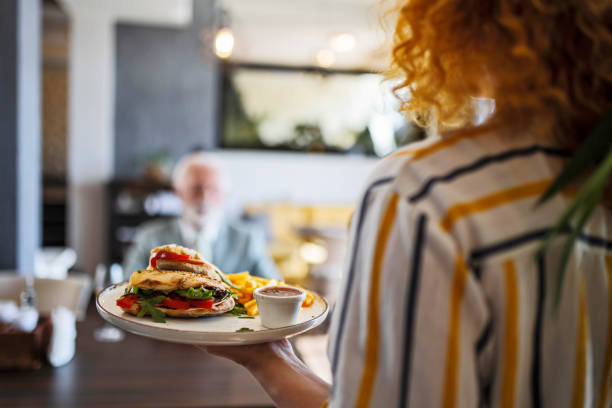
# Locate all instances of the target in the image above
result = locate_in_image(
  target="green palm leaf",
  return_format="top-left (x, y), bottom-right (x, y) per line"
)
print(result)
top-left (536, 111), bottom-right (612, 306)
top-left (537, 113), bottom-right (612, 205)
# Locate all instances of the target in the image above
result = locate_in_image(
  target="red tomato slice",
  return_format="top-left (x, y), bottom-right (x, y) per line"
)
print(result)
top-left (150, 251), bottom-right (204, 268)
top-left (190, 299), bottom-right (214, 309)
top-left (160, 296), bottom-right (190, 310)
top-left (116, 294), bottom-right (139, 309)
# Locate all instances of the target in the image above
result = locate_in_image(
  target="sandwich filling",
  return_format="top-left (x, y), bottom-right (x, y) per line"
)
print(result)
top-left (117, 285), bottom-right (231, 311)
top-left (149, 250), bottom-right (206, 269)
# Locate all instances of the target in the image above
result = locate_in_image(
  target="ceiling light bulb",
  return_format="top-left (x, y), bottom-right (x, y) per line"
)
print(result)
top-left (214, 27), bottom-right (234, 59)
top-left (315, 49), bottom-right (335, 68)
top-left (330, 33), bottom-right (355, 53)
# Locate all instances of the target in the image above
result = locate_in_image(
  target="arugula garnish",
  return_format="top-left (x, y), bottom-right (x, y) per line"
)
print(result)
top-left (137, 295), bottom-right (166, 323)
top-left (123, 287), bottom-right (166, 323)
top-left (124, 286), bottom-right (155, 296)
top-left (215, 270), bottom-right (241, 290)
top-left (229, 302), bottom-right (248, 317)
top-left (235, 327), bottom-right (254, 333)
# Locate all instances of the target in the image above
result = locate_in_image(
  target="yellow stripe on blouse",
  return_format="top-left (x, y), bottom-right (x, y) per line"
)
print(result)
top-left (572, 273), bottom-right (589, 408)
top-left (500, 259), bottom-right (520, 408)
top-left (355, 193), bottom-right (399, 408)
top-left (441, 254), bottom-right (470, 408)
top-left (440, 179), bottom-right (551, 233)
top-left (391, 124), bottom-right (495, 160)
top-left (599, 257), bottom-right (612, 408)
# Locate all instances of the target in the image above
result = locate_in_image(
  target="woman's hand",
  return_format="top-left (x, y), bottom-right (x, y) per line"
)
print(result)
top-left (198, 339), bottom-right (295, 370)
top-left (197, 340), bottom-right (331, 408)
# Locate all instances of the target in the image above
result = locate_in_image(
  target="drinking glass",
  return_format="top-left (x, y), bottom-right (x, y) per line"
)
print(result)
top-left (93, 263), bottom-right (125, 342)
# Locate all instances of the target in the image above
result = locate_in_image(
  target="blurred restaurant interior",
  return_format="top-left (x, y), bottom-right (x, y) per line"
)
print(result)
top-left (0, 0), bottom-right (422, 406)
top-left (2, 0), bottom-right (610, 406)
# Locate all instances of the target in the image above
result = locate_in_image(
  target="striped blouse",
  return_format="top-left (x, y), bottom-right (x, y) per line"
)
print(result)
top-left (326, 128), bottom-right (612, 408)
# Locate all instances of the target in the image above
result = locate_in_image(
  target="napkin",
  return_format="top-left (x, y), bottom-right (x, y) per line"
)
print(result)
top-left (0, 301), bottom-right (19, 325)
top-left (47, 306), bottom-right (76, 367)
top-left (0, 300), bottom-right (39, 332)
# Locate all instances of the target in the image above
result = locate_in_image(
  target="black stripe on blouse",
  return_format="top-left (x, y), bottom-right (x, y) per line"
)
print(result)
top-left (408, 145), bottom-right (570, 204)
top-left (330, 177), bottom-right (394, 377)
top-left (398, 214), bottom-right (428, 408)
top-left (531, 254), bottom-right (546, 408)
top-left (470, 228), bottom-right (612, 263)
top-left (476, 318), bottom-right (494, 408)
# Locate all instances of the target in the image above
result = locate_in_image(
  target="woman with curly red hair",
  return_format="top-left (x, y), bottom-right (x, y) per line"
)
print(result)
top-left (391, 0), bottom-right (610, 151)
top-left (204, 1), bottom-right (612, 407)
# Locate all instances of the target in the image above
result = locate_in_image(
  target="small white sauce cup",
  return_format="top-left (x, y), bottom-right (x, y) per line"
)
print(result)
top-left (254, 286), bottom-right (306, 328)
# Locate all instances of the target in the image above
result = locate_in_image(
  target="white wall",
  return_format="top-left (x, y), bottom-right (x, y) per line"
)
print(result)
top-left (214, 150), bottom-right (378, 209)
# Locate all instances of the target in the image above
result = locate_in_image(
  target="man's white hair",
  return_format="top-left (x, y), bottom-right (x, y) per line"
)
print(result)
top-left (171, 152), bottom-right (229, 191)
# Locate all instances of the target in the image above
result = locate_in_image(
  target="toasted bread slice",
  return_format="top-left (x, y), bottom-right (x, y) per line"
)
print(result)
top-left (154, 259), bottom-right (216, 275)
top-left (129, 269), bottom-right (228, 292)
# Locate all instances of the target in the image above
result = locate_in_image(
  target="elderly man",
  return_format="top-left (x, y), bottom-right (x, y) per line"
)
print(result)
top-left (123, 153), bottom-right (280, 279)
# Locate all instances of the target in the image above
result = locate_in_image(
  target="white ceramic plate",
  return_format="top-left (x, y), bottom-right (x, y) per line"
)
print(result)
top-left (96, 282), bottom-right (329, 345)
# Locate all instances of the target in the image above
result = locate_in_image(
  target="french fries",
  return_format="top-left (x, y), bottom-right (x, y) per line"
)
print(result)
top-left (243, 299), bottom-right (258, 316)
top-left (226, 271), bottom-right (315, 316)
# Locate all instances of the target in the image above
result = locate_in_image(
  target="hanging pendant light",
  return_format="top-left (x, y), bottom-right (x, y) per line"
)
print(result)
top-left (214, 27), bottom-right (234, 59)
top-left (213, 5), bottom-right (234, 60)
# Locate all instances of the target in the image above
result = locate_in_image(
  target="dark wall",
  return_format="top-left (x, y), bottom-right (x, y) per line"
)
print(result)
top-left (0, 0), bottom-right (18, 269)
top-left (0, 0), bottom-right (41, 270)
top-left (114, 0), bottom-right (219, 180)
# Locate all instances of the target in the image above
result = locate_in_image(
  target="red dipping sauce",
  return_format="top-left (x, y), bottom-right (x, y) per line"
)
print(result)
top-left (258, 286), bottom-right (304, 297)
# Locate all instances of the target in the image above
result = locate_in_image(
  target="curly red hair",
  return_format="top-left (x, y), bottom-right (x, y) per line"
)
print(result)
top-left (390, 0), bottom-right (612, 149)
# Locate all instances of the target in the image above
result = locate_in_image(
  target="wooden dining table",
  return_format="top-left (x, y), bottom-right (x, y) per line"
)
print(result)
top-left (0, 300), bottom-right (274, 407)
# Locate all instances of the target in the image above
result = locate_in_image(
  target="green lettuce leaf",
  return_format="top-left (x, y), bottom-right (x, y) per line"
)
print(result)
top-left (174, 286), bottom-right (215, 299)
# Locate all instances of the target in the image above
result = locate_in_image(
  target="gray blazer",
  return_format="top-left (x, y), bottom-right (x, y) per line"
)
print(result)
top-left (122, 218), bottom-right (280, 280)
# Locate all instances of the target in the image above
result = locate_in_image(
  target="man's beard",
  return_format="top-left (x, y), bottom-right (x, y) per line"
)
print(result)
top-left (182, 204), bottom-right (223, 240)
